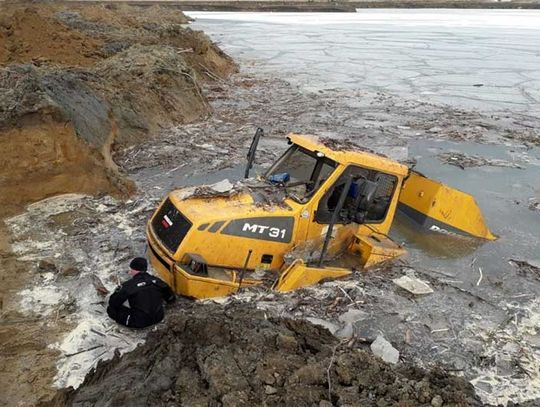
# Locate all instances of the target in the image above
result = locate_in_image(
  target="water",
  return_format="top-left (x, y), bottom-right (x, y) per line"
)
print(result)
top-left (187, 10), bottom-right (540, 115)
top-left (393, 140), bottom-right (540, 296)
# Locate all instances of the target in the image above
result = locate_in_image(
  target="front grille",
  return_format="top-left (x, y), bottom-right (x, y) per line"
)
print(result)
top-left (151, 198), bottom-right (192, 253)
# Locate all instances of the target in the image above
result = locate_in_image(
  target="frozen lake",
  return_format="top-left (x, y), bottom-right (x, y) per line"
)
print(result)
top-left (188, 10), bottom-right (540, 115)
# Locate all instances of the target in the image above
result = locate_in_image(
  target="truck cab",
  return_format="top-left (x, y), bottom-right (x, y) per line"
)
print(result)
top-left (146, 134), bottom-right (409, 299)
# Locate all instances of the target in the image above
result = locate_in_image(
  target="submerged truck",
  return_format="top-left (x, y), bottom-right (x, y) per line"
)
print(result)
top-left (147, 131), bottom-right (495, 299)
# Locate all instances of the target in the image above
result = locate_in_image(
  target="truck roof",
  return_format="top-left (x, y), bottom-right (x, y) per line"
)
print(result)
top-left (289, 133), bottom-right (409, 177)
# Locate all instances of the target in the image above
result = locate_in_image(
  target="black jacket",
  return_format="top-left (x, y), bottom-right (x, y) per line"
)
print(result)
top-left (109, 272), bottom-right (175, 326)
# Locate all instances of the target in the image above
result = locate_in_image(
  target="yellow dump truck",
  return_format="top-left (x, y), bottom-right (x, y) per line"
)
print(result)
top-left (147, 131), bottom-right (495, 299)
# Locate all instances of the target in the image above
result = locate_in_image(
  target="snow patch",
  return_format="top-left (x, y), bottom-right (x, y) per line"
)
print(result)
top-left (468, 298), bottom-right (540, 406)
top-left (19, 286), bottom-right (66, 316)
top-left (7, 193), bottom-right (150, 389)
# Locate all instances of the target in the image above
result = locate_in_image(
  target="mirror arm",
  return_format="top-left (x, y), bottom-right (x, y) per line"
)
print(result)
top-left (244, 127), bottom-right (264, 179)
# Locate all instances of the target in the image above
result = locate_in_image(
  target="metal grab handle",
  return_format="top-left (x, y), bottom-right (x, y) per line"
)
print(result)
top-left (317, 175), bottom-right (353, 268)
top-left (237, 249), bottom-right (253, 291)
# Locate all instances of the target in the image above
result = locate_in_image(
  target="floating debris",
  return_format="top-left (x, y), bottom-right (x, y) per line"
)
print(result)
top-left (509, 258), bottom-right (540, 279)
top-left (528, 198), bottom-right (540, 212)
top-left (438, 152), bottom-right (524, 170)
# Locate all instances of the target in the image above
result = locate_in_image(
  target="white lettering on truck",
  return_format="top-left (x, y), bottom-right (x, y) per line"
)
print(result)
top-left (243, 223), bottom-right (287, 239)
top-left (429, 224), bottom-right (459, 237)
top-left (243, 223), bottom-right (258, 233)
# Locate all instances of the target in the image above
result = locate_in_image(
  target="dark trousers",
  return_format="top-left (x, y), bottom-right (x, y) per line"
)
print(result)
top-left (107, 305), bottom-right (159, 329)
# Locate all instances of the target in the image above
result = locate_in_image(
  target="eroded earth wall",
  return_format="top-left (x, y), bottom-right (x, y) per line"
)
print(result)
top-left (0, 3), bottom-right (237, 216)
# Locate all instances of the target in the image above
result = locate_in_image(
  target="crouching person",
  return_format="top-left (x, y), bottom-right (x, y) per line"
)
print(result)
top-left (107, 257), bottom-right (176, 328)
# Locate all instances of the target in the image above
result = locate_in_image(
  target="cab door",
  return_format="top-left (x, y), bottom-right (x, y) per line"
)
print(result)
top-left (305, 164), bottom-right (400, 260)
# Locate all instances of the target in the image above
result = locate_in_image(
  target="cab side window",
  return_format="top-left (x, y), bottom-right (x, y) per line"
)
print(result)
top-left (315, 165), bottom-right (396, 224)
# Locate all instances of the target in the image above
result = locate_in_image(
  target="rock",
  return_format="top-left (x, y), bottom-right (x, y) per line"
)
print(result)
top-left (393, 275), bottom-right (433, 295)
top-left (90, 274), bottom-right (110, 296)
top-left (305, 317), bottom-right (339, 335)
top-left (273, 372), bottom-right (284, 387)
top-left (353, 317), bottom-right (380, 342)
top-left (335, 322), bottom-right (354, 339)
top-left (259, 370), bottom-right (275, 385)
top-left (210, 179), bottom-right (234, 193)
top-left (264, 385), bottom-right (278, 395)
top-left (37, 259), bottom-right (58, 273)
top-left (370, 335), bottom-right (399, 364)
top-left (276, 333), bottom-right (298, 350)
top-left (431, 395), bottom-right (443, 407)
top-left (290, 364), bottom-right (326, 385)
top-left (61, 266), bottom-right (79, 277)
top-left (319, 401), bottom-right (333, 407)
top-left (338, 308), bottom-right (367, 324)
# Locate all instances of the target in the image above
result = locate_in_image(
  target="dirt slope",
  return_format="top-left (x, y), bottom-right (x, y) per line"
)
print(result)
top-left (46, 303), bottom-right (482, 407)
top-left (0, 3), bottom-right (237, 217)
top-left (0, 7), bottom-right (103, 67)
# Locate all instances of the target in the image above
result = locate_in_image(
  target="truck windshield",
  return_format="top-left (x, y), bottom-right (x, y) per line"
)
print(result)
top-left (265, 145), bottom-right (336, 203)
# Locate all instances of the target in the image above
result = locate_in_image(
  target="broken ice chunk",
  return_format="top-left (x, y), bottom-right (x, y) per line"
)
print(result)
top-left (371, 335), bottom-right (399, 364)
top-left (209, 179), bottom-right (234, 193)
top-left (393, 275), bottom-right (434, 295)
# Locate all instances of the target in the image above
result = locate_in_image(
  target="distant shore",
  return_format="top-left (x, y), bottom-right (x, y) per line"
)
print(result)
top-left (8, 0), bottom-right (538, 12)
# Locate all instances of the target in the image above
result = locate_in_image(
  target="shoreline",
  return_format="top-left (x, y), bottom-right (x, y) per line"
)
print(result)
top-left (18, 1), bottom-right (540, 12)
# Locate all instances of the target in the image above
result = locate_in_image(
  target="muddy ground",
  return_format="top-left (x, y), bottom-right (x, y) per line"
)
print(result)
top-left (46, 302), bottom-right (483, 407)
top-left (1, 4), bottom-right (540, 407)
